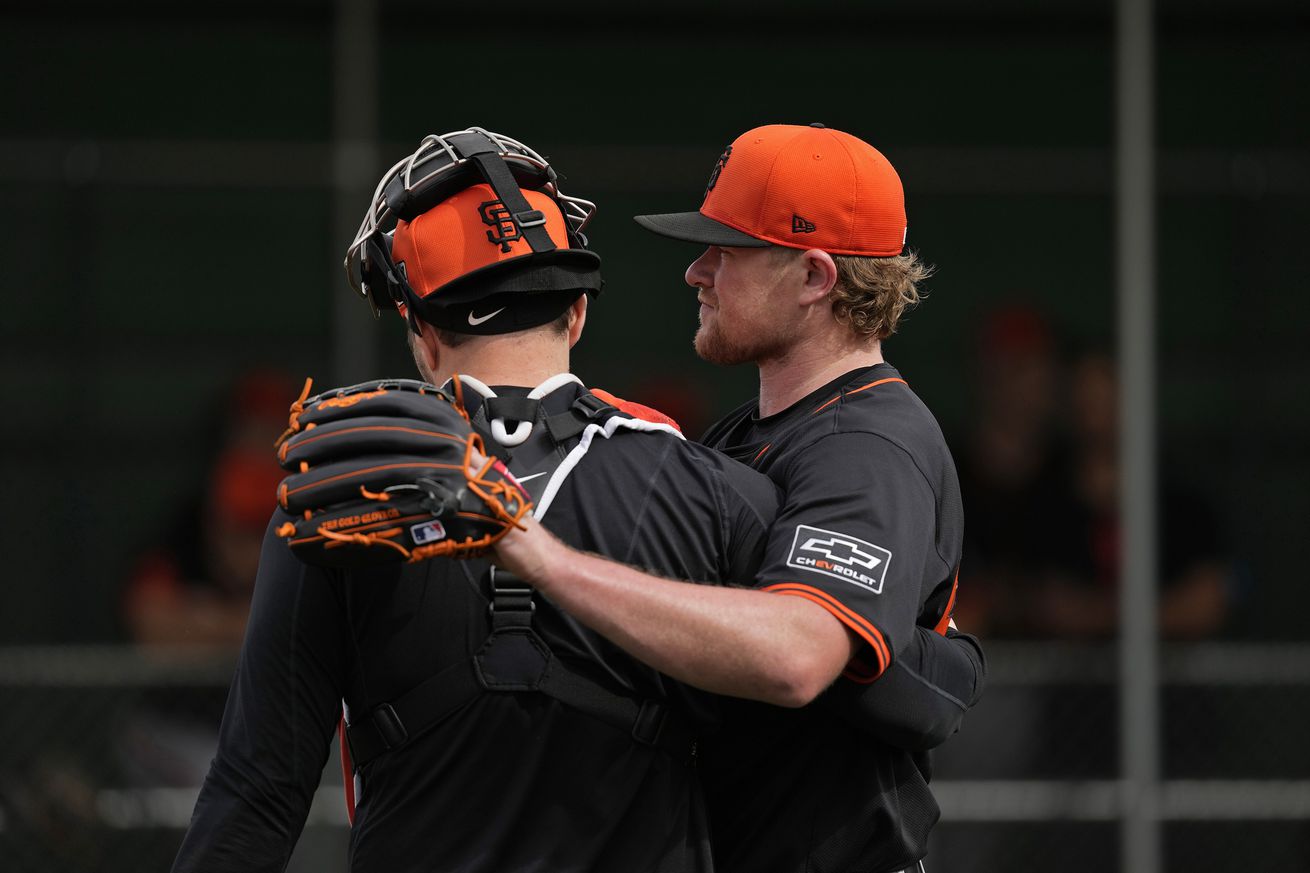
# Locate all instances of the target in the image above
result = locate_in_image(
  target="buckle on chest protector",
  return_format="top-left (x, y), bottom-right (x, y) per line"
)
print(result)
top-left (476, 567), bottom-right (550, 690)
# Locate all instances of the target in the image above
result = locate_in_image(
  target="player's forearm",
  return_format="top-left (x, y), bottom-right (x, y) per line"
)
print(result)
top-left (499, 521), bottom-right (855, 707)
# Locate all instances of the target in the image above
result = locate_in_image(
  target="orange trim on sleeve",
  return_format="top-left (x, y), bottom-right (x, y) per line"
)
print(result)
top-left (934, 569), bottom-right (960, 636)
top-left (812, 377), bottom-right (908, 415)
top-left (763, 582), bottom-right (890, 678)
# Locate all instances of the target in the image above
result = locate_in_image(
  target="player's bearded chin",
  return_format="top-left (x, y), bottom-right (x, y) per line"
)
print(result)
top-left (694, 313), bottom-right (791, 366)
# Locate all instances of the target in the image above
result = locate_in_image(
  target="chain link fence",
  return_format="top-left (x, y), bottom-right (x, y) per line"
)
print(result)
top-left (0, 648), bottom-right (346, 873)
top-left (2, 643), bottom-right (1307, 872)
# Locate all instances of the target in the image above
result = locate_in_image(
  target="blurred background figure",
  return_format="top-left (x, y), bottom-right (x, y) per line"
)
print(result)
top-left (957, 316), bottom-right (1233, 641)
top-left (121, 370), bottom-right (293, 650)
top-left (1031, 350), bottom-right (1232, 639)
top-left (115, 370), bottom-right (295, 788)
top-left (954, 304), bottom-right (1073, 636)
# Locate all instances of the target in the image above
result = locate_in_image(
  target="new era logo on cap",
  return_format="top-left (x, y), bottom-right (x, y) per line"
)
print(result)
top-left (792, 214), bottom-right (816, 233)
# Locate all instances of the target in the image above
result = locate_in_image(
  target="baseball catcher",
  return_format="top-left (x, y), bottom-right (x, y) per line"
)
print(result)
top-left (171, 127), bottom-right (780, 873)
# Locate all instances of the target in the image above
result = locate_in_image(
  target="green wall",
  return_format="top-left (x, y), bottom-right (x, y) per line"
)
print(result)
top-left (2, 1), bottom-right (1306, 640)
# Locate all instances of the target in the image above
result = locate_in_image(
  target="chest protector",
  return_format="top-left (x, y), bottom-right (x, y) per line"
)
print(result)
top-left (338, 375), bottom-right (692, 819)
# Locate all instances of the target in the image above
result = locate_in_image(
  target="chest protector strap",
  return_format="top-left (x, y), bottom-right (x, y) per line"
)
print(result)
top-left (345, 379), bottom-right (695, 770)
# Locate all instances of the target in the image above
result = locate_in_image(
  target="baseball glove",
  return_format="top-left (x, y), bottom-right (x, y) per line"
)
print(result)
top-left (273, 378), bottom-right (532, 568)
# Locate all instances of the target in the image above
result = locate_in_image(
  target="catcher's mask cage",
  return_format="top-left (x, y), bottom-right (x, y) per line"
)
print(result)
top-left (344, 128), bottom-right (602, 336)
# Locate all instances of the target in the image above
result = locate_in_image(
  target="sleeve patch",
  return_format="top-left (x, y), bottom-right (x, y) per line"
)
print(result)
top-left (786, 524), bottom-right (892, 594)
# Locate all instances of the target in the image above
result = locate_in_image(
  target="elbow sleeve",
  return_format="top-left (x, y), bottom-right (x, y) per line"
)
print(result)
top-left (825, 627), bottom-right (986, 751)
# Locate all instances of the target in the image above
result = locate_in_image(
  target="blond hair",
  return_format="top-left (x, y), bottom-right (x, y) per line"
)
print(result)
top-left (828, 251), bottom-right (932, 340)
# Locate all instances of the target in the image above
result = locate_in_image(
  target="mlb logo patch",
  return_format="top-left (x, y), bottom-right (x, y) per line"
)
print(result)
top-left (410, 520), bottom-right (447, 545)
top-left (786, 524), bottom-right (891, 593)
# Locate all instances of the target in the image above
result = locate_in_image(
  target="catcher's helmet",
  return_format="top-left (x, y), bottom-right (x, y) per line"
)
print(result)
top-left (344, 128), bottom-right (602, 336)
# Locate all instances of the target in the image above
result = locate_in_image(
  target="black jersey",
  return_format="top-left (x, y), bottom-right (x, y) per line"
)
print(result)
top-left (172, 379), bottom-right (778, 873)
top-left (699, 363), bottom-right (965, 873)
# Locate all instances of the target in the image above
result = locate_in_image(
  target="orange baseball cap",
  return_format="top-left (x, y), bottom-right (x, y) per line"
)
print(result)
top-left (634, 123), bottom-right (908, 257)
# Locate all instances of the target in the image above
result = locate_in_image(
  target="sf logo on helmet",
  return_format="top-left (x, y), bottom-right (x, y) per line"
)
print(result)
top-left (479, 200), bottom-right (523, 253)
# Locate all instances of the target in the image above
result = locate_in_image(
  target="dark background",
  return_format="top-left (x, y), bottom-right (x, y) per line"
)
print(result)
top-left (4, 0), bottom-right (1306, 644)
top-left (2, 3), bottom-right (1309, 872)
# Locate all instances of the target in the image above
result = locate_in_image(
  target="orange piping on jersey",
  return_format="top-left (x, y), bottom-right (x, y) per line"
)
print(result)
top-left (811, 377), bottom-right (908, 415)
top-left (934, 569), bottom-right (959, 636)
top-left (752, 443), bottom-right (772, 465)
top-left (762, 582), bottom-right (890, 677)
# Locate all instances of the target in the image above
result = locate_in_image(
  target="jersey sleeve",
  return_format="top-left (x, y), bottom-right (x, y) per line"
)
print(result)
top-left (712, 455), bottom-right (782, 589)
top-left (755, 431), bottom-right (941, 679)
top-left (171, 515), bottom-right (349, 873)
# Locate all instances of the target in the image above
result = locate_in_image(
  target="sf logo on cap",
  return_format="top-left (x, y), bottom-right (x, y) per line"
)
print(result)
top-left (704, 145), bottom-right (732, 197)
top-left (479, 200), bottom-right (523, 253)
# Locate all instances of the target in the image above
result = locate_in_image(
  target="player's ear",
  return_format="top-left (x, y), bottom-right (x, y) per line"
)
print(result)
top-left (798, 249), bottom-right (838, 306)
top-left (411, 319), bottom-right (442, 376)
top-left (566, 293), bottom-right (588, 349)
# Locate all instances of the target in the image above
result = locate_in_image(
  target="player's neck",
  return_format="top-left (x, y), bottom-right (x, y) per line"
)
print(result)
top-left (756, 337), bottom-right (883, 418)
top-left (439, 335), bottom-right (571, 389)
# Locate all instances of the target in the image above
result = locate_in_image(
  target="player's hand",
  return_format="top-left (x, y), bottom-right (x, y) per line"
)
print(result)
top-left (489, 515), bottom-right (570, 592)
top-left (463, 441), bottom-right (563, 587)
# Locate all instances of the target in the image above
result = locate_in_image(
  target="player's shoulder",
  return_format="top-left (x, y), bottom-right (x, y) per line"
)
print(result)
top-left (678, 437), bottom-right (780, 518)
top-left (817, 365), bottom-right (950, 457)
top-left (767, 365), bottom-right (956, 495)
top-left (592, 420), bottom-right (779, 521)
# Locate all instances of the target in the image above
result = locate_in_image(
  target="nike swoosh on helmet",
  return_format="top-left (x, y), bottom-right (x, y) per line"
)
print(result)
top-left (467, 307), bottom-right (506, 326)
